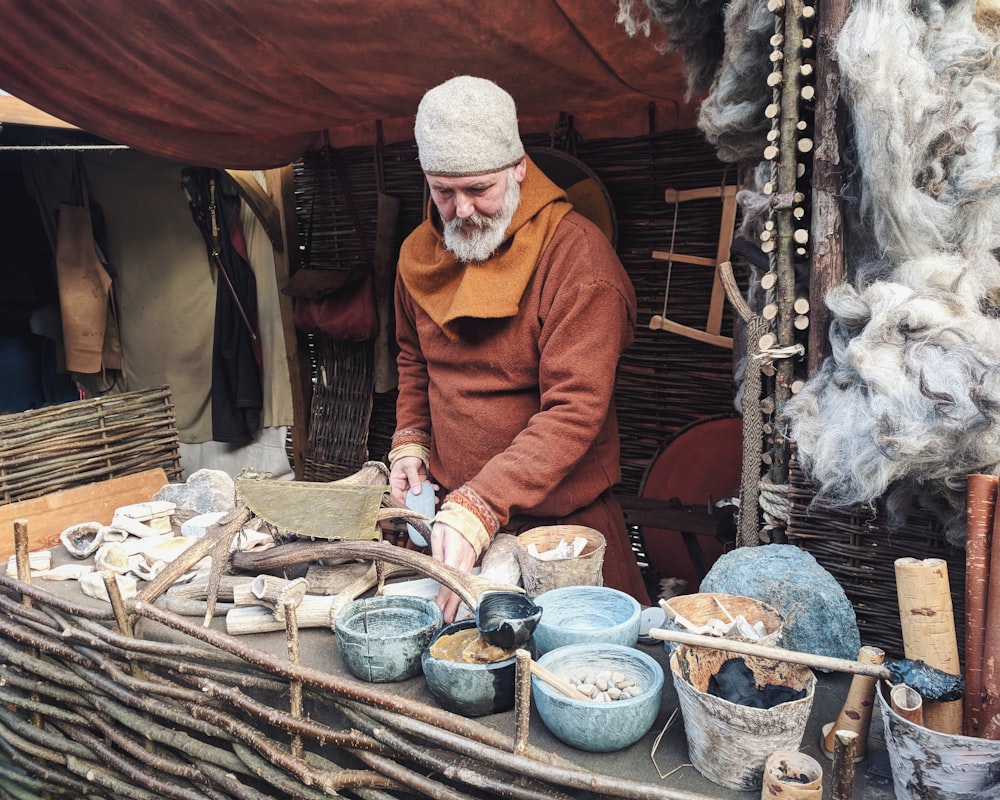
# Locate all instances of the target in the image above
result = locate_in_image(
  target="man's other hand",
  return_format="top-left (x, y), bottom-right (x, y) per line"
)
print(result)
top-left (430, 520), bottom-right (477, 622)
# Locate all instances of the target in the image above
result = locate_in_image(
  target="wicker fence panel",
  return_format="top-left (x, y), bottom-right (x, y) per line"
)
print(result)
top-left (786, 461), bottom-right (967, 662)
top-left (0, 386), bottom-right (183, 503)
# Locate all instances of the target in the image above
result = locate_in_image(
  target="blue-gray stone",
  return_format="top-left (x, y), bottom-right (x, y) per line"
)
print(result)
top-left (700, 544), bottom-right (861, 661)
top-left (154, 469), bottom-right (235, 515)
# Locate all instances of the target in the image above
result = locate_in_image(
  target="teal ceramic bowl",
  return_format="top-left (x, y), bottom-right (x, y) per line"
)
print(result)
top-left (335, 595), bottom-right (442, 683)
top-left (533, 643), bottom-right (664, 752)
top-left (532, 586), bottom-right (641, 654)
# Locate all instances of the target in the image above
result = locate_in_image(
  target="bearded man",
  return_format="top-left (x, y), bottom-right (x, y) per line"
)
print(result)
top-left (388, 76), bottom-right (649, 621)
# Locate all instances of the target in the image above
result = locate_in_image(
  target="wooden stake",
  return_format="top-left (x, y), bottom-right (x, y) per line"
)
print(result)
top-left (514, 649), bottom-right (532, 756)
top-left (830, 730), bottom-right (857, 800)
top-left (981, 480), bottom-right (1000, 727)
top-left (13, 519), bottom-right (32, 606)
top-left (284, 597), bottom-right (304, 759)
top-left (895, 557), bottom-right (963, 734)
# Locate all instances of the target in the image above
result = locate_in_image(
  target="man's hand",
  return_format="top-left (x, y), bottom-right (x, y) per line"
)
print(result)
top-left (431, 520), bottom-right (477, 622)
top-left (389, 455), bottom-right (428, 503)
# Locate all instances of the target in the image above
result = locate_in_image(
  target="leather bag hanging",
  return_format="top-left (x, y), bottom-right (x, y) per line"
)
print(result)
top-left (285, 264), bottom-right (378, 341)
top-left (54, 158), bottom-right (123, 377)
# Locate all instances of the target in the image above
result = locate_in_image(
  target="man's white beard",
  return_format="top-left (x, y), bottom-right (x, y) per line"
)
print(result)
top-left (442, 170), bottom-right (520, 263)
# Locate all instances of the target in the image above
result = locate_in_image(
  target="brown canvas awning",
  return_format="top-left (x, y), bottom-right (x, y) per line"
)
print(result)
top-left (0, 0), bottom-right (694, 168)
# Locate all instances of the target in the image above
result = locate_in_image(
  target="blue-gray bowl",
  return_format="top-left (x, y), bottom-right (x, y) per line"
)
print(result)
top-left (422, 619), bottom-right (520, 717)
top-left (335, 595), bottom-right (442, 683)
top-left (475, 590), bottom-right (542, 650)
top-left (533, 643), bottom-right (664, 752)
top-left (532, 586), bottom-right (641, 654)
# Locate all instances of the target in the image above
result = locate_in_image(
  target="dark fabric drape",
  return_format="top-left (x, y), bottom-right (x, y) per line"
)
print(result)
top-left (182, 168), bottom-right (263, 443)
top-left (0, 1), bottom-right (692, 168)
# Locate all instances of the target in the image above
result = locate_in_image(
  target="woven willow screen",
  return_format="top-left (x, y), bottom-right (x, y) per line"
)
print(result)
top-left (0, 386), bottom-right (183, 504)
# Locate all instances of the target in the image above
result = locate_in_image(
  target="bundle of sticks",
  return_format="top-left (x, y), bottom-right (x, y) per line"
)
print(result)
top-left (964, 473), bottom-right (1000, 739)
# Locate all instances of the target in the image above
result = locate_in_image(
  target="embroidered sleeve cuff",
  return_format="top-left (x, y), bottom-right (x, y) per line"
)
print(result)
top-left (435, 500), bottom-right (492, 558)
top-left (390, 427), bottom-right (431, 451)
top-left (388, 441), bottom-right (430, 467)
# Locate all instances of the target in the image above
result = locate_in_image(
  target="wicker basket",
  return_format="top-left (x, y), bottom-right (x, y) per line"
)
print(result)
top-left (514, 525), bottom-right (606, 596)
top-left (303, 338), bottom-right (374, 481)
top-left (661, 592), bottom-right (784, 646)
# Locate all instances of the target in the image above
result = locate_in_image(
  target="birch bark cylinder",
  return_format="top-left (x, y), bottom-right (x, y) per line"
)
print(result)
top-left (890, 683), bottom-right (924, 726)
top-left (761, 750), bottom-right (823, 799)
top-left (822, 645), bottom-right (885, 758)
top-left (895, 557), bottom-right (963, 734)
top-left (964, 473), bottom-right (996, 736)
top-left (981, 491), bottom-right (1000, 727)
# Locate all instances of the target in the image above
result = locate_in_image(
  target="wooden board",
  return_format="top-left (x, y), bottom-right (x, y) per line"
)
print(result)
top-left (0, 468), bottom-right (169, 558)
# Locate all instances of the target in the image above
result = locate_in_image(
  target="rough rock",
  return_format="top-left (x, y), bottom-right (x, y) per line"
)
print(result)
top-left (700, 544), bottom-right (861, 661)
top-left (154, 469), bottom-right (236, 515)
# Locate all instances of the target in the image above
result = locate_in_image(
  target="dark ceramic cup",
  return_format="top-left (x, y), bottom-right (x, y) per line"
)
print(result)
top-left (422, 619), bottom-right (524, 717)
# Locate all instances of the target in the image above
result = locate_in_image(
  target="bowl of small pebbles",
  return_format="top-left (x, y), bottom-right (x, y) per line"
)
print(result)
top-left (532, 586), bottom-right (641, 655)
top-left (532, 643), bottom-right (664, 752)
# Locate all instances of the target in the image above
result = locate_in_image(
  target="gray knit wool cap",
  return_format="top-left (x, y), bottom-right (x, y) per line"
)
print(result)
top-left (415, 76), bottom-right (525, 176)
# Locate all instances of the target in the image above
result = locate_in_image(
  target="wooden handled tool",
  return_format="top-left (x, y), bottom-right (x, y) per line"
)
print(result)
top-left (518, 652), bottom-right (590, 701)
top-left (649, 628), bottom-right (964, 702)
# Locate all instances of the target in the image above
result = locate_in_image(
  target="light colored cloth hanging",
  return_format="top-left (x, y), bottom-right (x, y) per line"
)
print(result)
top-left (54, 202), bottom-right (113, 373)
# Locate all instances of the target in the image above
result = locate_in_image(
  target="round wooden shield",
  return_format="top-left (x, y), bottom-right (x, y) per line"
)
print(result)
top-left (528, 147), bottom-right (617, 248)
top-left (637, 415), bottom-right (743, 592)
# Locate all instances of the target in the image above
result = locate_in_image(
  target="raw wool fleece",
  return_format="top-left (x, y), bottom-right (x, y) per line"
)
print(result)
top-left (616, 0), bottom-right (728, 98)
top-left (619, 0), bottom-right (777, 404)
top-left (783, 0), bottom-right (1000, 544)
top-left (694, 0), bottom-right (775, 164)
top-left (617, 0), bottom-right (773, 162)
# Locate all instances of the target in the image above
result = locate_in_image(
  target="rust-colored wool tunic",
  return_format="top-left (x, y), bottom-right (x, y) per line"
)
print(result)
top-left (394, 166), bottom-right (647, 602)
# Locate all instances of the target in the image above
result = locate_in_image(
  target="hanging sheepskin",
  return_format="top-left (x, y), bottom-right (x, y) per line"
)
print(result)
top-left (783, 0), bottom-right (1000, 544)
top-left (618, 0), bottom-right (773, 163)
top-left (616, 0), bottom-right (728, 98)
